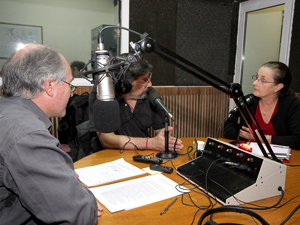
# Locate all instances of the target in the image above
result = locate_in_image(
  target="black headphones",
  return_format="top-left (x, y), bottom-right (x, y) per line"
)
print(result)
top-left (198, 206), bottom-right (270, 225)
top-left (114, 57), bottom-right (133, 95)
top-left (115, 76), bottom-right (132, 94)
top-left (114, 53), bottom-right (146, 95)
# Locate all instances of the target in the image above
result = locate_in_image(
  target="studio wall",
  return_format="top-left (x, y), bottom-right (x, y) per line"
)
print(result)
top-left (129, 0), bottom-right (300, 93)
top-left (129, 0), bottom-right (177, 86)
top-left (0, 0), bottom-right (118, 69)
top-left (289, 0), bottom-right (300, 92)
top-left (129, 0), bottom-right (240, 87)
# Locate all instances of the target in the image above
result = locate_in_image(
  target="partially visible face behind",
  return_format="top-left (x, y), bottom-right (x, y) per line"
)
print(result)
top-left (71, 67), bottom-right (82, 78)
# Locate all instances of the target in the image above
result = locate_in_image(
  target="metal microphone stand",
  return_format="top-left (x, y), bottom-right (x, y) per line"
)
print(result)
top-left (230, 116), bottom-right (241, 146)
top-left (156, 111), bottom-right (178, 160)
top-left (236, 116), bottom-right (241, 145)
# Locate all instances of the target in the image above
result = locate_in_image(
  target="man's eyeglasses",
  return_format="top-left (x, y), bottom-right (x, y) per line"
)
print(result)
top-left (62, 80), bottom-right (77, 93)
top-left (136, 72), bottom-right (152, 86)
top-left (252, 75), bottom-right (276, 85)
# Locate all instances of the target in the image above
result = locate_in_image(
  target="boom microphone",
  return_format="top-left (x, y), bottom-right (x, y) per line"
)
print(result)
top-left (148, 87), bottom-right (174, 121)
top-left (92, 42), bottom-right (120, 133)
top-left (229, 95), bottom-right (255, 115)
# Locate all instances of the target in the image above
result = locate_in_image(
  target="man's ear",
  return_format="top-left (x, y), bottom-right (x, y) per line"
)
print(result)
top-left (43, 80), bottom-right (55, 97)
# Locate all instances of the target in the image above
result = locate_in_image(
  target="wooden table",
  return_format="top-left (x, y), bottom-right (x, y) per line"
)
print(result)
top-left (74, 138), bottom-right (300, 225)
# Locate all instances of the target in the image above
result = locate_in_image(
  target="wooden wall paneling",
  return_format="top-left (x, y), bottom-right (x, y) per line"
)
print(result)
top-left (50, 117), bottom-right (60, 138)
top-left (74, 86), bottom-right (93, 95)
top-left (153, 86), bottom-right (229, 139)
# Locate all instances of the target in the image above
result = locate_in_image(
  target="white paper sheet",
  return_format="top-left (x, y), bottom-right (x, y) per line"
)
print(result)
top-left (75, 158), bottom-right (146, 187)
top-left (249, 142), bottom-right (291, 160)
top-left (90, 173), bottom-right (190, 213)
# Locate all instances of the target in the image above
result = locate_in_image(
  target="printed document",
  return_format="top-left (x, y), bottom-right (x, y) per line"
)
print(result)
top-left (90, 173), bottom-right (190, 213)
top-left (249, 142), bottom-right (291, 161)
top-left (75, 158), bottom-right (146, 187)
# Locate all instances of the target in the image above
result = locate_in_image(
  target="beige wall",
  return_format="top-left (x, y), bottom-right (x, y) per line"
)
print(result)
top-left (0, 0), bottom-right (119, 69)
top-left (241, 5), bottom-right (284, 95)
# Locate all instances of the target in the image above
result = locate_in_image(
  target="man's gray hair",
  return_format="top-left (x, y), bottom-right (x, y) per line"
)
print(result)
top-left (1, 44), bottom-right (66, 99)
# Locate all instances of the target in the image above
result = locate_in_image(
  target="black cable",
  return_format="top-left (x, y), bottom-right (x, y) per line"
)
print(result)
top-left (216, 113), bottom-right (230, 140)
top-left (205, 158), bottom-right (225, 195)
top-left (98, 25), bottom-right (143, 44)
top-left (182, 162), bottom-right (221, 210)
top-left (286, 164), bottom-right (300, 167)
top-left (187, 146), bottom-right (195, 160)
top-left (177, 145), bottom-right (194, 155)
top-left (177, 145), bottom-right (298, 224)
top-left (184, 158), bottom-right (284, 225)
top-left (198, 206), bottom-right (270, 225)
top-left (173, 120), bottom-right (179, 156)
top-left (198, 191), bottom-right (300, 225)
top-left (205, 174), bottom-right (285, 210)
top-left (229, 187), bottom-right (284, 210)
top-left (179, 173), bottom-right (300, 224)
top-left (192, 151), bottom-right (285, 210)
top-left (175, 183), bottom-right (217, 225)
top-left (280, 203), bottom-right (300, 225)
top-left (120, 136), bottom-right (140, 153)
top-left (169, 159), bottom-right (177, 170)
top-left (275, 193), bottom-right (300, 209)
top-left (176, 171), bottom-right (218, 209)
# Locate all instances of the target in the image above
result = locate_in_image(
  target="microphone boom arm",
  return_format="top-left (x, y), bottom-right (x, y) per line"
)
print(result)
top-left (137, 36), bottom-right (278, 162)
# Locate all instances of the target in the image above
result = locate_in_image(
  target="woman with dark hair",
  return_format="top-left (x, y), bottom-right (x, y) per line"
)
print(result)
top-left (224, 61), bottom-right (300, 149)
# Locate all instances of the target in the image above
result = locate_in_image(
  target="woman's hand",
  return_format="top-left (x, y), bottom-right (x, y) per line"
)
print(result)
top-left (239, 126), bottom-right (270, 143)
top-left (239, 126), bottom-right (256, 141)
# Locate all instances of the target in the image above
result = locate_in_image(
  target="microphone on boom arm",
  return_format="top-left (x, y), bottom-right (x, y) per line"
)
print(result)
top-left (90, 35), bottom-right (120, 133)
top-left (228, 95), bottom-right (255, 146)
top-left (229, 95), bottom-right (255, 115)
top-left (85, 29), bottom-right (147, 133)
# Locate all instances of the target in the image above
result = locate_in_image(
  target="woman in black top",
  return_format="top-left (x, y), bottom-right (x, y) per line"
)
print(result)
top-left (224, 61), bottom-right (300, 150)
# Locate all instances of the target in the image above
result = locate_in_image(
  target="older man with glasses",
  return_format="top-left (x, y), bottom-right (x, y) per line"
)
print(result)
top-left (0, 44), bottom-right (102, 225)
top-left (95, 53), bottom-right (184, 152)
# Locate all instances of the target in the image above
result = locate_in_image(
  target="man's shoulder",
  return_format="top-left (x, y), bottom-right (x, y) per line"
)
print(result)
top-left (0, 97), bottom-right (47, 134)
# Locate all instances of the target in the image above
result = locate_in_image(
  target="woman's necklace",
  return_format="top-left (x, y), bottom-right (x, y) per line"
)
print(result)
top-left (261, 99), bottom-right (278, 117)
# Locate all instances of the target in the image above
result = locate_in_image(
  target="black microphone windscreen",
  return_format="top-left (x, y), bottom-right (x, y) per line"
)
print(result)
top-left (89, 85), bottom-right (97, 132)
top-left (148, 87), bottom-right (161, 106)
top-left (247, 95), bottom-right (255, 105)
top-left (93, 100), bottom-right (120, 133)
top-left (230, 95), bottom-right (255, 114)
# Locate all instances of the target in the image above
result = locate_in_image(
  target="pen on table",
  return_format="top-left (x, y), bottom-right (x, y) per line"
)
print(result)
top-left (160, 197), bottom-right (177, 215)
